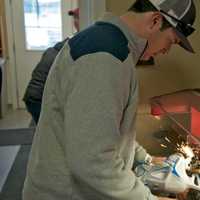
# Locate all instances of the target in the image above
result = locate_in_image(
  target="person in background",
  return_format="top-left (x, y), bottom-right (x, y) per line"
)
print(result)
top-left (23, 0), bottom-right (196, 200)
top-left (23, 8), bottom-right (79, 124)
top-left (68, 8), bottom-right (80, 32)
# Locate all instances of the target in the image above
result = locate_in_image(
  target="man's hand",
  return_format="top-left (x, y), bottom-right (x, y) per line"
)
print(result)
top-left (156, 190), bottom-right (189, 200)
top-left (176, 189), bottom-right (189, 200)
top-left (152, 156), bottom-right (166, 164)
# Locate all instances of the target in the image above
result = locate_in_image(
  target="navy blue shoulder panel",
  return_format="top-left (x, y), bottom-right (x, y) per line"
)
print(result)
top-left (68, 22), bottom-right (130, 62)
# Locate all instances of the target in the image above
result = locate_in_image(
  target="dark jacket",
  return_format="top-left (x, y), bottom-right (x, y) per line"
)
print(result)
top-left (23, 38), bottom-right (68, 103)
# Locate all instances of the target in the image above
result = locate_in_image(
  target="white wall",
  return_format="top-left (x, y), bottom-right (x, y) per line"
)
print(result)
top-left (79, 0), bottom-right (106, 30)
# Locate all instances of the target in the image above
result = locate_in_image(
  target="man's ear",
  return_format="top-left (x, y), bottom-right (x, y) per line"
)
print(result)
top-left (148, 12), bottom-right (163, 32)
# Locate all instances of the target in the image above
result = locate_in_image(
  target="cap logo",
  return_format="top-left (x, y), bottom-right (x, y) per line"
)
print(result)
top-left (164, 9), bottom-right (178, 26)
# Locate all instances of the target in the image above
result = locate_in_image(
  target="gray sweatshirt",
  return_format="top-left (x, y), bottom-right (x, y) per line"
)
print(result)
top-left (23, 13), bottom-right (158, 200)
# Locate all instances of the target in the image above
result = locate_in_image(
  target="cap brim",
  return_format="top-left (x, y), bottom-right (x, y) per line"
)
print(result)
top-left (174, 28), bottom-right (195, 53)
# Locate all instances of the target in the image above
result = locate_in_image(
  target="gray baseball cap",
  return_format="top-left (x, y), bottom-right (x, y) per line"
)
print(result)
top-left (148, 0), bottom-right (196, 53)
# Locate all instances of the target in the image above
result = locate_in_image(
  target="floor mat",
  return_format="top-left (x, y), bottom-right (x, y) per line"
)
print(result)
top-left (0, 145), bottom-right (31, 200)
top-left (0, 128), bottom-right (35, 146)
top-left (0, 146), bottom-right (20, 192)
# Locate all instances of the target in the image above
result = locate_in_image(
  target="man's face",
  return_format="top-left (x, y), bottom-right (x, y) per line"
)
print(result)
top-left (73, 16), bottom-right (79, 32)
top-left (141, 27), bottom-right (181, 60)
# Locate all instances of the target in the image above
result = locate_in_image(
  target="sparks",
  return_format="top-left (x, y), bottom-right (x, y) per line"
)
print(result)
top-left (179, 145), bottom-right (194, 158)
top-left (161, 144), bottom-right (167, 148)
top-left (164, 137), bottom-right (171, 143)
top-left (154, 116), bottom-right (161, 120)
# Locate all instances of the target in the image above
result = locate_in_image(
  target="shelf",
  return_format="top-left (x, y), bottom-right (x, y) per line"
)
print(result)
top-left (150, 89), bottom-right (200, 146)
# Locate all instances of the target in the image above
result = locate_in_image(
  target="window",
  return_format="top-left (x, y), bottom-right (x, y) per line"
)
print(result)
top-left (23, 0), bottom-right (62, 50)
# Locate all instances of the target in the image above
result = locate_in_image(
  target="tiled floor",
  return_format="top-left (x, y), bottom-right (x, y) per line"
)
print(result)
top-left (0, 109), bottom-right (31, 129)
top-left (0, 109), bottom-right (31, 192)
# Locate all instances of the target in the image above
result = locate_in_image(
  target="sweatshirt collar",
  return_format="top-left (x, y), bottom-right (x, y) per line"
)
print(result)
top-left (99, 13), bottom-right (147, 62)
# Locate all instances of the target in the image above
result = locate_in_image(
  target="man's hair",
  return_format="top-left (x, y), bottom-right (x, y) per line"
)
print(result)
top-left (128, 0), bottom-right (171, 30)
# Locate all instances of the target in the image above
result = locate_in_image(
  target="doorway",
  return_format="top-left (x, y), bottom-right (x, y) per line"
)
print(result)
top-left (6, 0), bottom-right (78, 108)
top-left (5, 0), bottom-right (106, 108)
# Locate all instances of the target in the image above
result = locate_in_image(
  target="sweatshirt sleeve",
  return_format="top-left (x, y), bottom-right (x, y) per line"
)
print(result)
top-left (134, 141), bottom-right (152, 163)
top-left (63, 53), bottom-right (158, 200)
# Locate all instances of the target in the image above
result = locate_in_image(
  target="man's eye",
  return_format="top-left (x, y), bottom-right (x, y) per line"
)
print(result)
top-left (175, 38), bottom-right (181, 44)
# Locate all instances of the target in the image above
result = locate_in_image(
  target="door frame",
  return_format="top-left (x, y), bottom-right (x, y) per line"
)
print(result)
top-left (79, 0), bottom-right (106, 30)
top-left (5, 0), bottom-right (18, 109)
top-left (5, 0), bottom-right (106, 109)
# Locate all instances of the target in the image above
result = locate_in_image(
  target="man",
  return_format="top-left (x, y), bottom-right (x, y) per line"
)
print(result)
top-left (23, 0), bottom-right (196, 200)
top-left (23, 8), bottom-right (79, 124)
